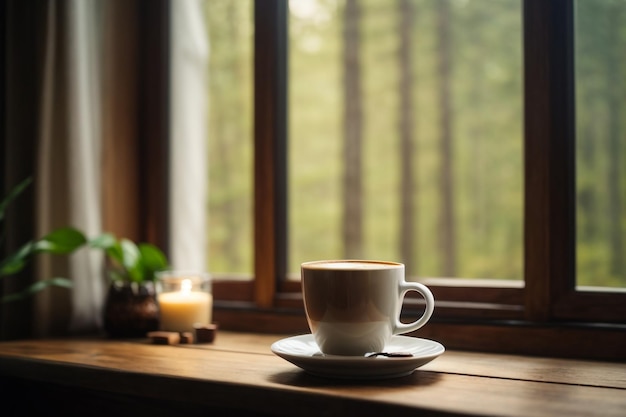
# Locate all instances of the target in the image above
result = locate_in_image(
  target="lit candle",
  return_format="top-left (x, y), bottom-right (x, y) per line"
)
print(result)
top-left (157, 273), bottom-right (212, 333)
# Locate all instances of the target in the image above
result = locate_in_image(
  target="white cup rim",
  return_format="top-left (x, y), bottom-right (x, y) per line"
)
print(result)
top-left (301, 259), bottom-right (404, 270)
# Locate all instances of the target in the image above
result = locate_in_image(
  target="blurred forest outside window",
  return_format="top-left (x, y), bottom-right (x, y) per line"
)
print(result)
top-left (206, 0), bottom-right (254, 279)
top-left (288, 0), bottom-right (523, 282)
top-left (204, 0), bottom-right (626, 290)
top-left (575, 0), bottom-right (626, 289)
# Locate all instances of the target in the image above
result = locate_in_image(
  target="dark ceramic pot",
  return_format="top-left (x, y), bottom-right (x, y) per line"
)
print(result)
top-left (103, 281), bottom-right (159, 338)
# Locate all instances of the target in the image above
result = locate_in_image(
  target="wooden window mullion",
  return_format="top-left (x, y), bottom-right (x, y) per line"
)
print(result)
top-left (523, 0), bottom-right (576, 322)
top-left (254, 0), bottom-right (288, 308)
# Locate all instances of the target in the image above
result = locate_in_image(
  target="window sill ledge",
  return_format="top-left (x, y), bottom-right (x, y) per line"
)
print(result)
top-left (213, 304), bottom-right (626, 361)
top-left (0, 332), bottom-right (624, 417)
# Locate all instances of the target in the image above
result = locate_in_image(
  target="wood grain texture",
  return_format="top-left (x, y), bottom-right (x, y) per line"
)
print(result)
top-left (211, 305), bottom-right (626, 361)
top-left (253, 1), bottom-right (288, 309)
top-left (0, 332), bottom-right (625, 417)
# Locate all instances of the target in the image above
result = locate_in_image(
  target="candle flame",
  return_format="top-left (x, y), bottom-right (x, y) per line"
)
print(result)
top-left (181, 278), bottom-right (192, 293)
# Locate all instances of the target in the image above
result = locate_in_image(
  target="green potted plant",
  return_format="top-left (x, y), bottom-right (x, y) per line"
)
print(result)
top-left (1, 177), bottom-right (170, 338)
top-left (1, 177), bottom-right (87, 304)
top-left (90, 233), bottom-right (169, 338)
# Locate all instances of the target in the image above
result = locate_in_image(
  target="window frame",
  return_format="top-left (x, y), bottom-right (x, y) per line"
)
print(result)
top-left (209, 0), bottom-right (626, 360)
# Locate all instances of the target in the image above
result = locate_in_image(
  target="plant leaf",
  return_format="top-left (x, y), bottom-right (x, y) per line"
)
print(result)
top-left (0, 277), bottom-right (72, 304)
top-left (89, 232), bottom-right (117, 250)
top-left (120, 238), bottom-right (142, 282)
top-left (90, 233), bottom-right (125, 271)
top-left (105, 242), bottom-right (124, 268)
top-left (0, 177), bottom-right (32, 224)
top-left (0, 241), bottom-right (35, 277)
top-left (138, 243), bottom-right (169, 281)
top-left (33, 227), bottom-right (87, 254)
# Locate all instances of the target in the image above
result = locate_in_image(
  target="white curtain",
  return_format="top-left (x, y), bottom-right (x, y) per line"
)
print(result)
top-left (169, 0), bottom-right (210, 272)
top-left (30, 0), bottom-right (209, 336)
top-left (65, 0), bottom-right (105, 333)
top-left (36, 0), bottom-right (104, 336)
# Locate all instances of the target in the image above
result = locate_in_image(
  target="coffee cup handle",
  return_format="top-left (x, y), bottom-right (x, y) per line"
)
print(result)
top-left (394, 281), bottom-right (435, 335)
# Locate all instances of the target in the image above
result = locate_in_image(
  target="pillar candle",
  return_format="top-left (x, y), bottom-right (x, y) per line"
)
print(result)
top-left (158, 278), bottom-right (212, 333)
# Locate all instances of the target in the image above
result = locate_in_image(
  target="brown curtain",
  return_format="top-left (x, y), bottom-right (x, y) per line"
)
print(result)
top-left (1, 0), bottom-right (169, 340)
top-left (1, 0), bottom-right (46, 340)
top-left (2, 0), bottom-right (105, 339)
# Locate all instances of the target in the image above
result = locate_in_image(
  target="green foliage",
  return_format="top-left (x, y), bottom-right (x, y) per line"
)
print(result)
top-left (0, 177), bottom-right (33, 224)
top-left (1, 278), bottom-right (73, 304)
top-left (32, 227), bottom-right (88, 255)
top-left (206, 0), bottom-right (254, 275)
top-left (90, 233), bottom-right (169, 284)
top-left (1, 227), bottom-right (87, 277)
top-left (0, 177), bottom-right (170, 304)
top-left (574, 0), bottom-right (626, 287)
top-left (0, 178), bottom-right (87, 304)
top-left (206, 1), bottom-right (626, 287)
top-left (286, 0), bottom-right (525, 279)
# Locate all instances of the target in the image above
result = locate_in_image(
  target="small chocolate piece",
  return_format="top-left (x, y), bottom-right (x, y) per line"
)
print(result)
top-left (147, 331), bottom-right (181, 345)
top-left (194, 323), bottom-right (218, 344)
top-left (180, 332), bottom-right (194, 344)
top-left (366, 351), bottom-right (414, 358)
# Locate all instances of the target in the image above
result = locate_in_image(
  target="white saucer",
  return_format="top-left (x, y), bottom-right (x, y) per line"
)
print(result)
top-left (271, 334), bottom-right (444, 380)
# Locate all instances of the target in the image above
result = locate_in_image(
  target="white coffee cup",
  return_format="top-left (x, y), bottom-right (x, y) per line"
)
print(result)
top-left (301, 260), bottom-right (434, 356)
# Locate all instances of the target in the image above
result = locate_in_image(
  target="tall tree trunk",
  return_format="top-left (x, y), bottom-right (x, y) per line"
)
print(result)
top-left (436, 0), bottom-right (456, 277)
top-left (398, 0), bottom-right (415, 274)
top-left (212, 1), bottom-right (242, 269)
top-left (576, 3), bottom-right (600, 265)
top-left (342, 0), bottom-right (363, 259)
top-left (224, 2), bottom-right (241, 268)
top-left (606, 6), bottom-right (624, 278)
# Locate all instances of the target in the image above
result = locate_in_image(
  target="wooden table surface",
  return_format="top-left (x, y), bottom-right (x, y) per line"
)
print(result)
top-left (0, 331), bottom-right (624, 417)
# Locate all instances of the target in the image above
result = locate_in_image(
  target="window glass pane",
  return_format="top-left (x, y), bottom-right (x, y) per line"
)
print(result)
top-left (575, 0), bottom-right (626, 288)
top-left (207, 1), bottom-right (253, 277)
top-left (288, 0), bottom-right (523, 280)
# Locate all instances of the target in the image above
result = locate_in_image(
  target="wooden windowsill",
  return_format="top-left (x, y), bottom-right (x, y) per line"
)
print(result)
top-left (0, 331), bottom-right (624, 417)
